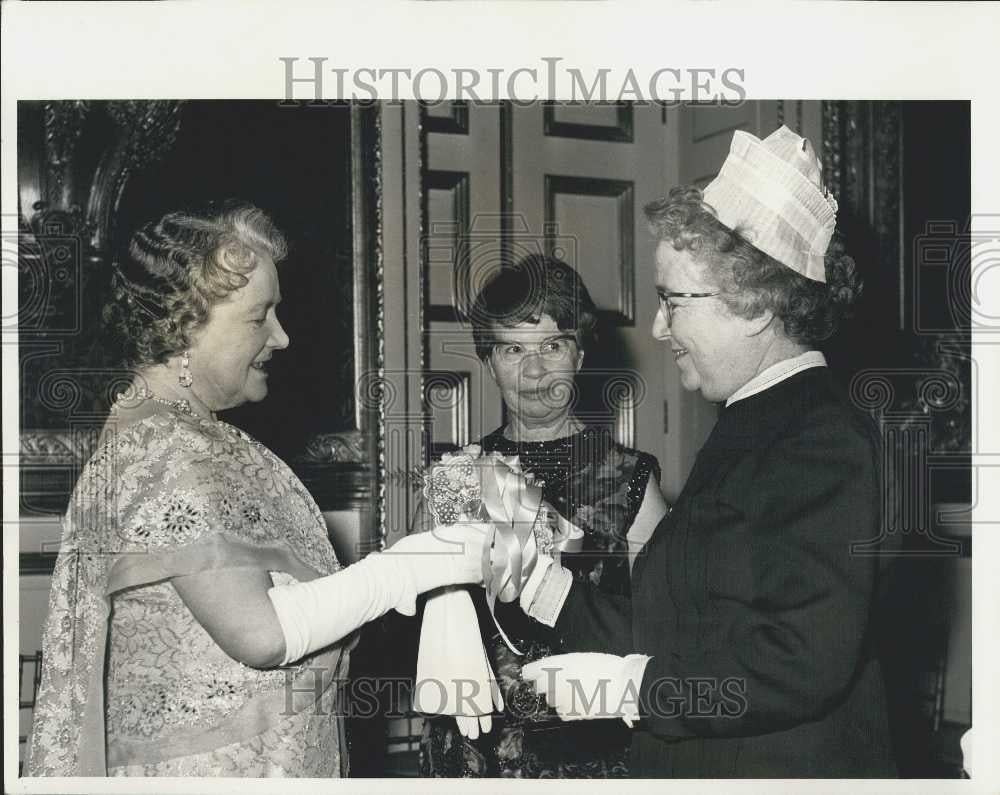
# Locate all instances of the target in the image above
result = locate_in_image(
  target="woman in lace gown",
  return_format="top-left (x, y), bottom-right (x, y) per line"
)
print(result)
top-left (419, 256), bottom-right (668, 778)
top-left (26, 203), bottom-right (487, 777)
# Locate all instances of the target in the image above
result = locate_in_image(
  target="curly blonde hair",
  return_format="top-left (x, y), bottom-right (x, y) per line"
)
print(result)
top-left (105, 201), bottom-right (288, 367)
top-left (644, 185), bottom-right (861, 345)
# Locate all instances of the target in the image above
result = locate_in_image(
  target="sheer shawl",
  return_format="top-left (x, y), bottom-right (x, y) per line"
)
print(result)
top-left (26, 411), bottom-right (355, 777)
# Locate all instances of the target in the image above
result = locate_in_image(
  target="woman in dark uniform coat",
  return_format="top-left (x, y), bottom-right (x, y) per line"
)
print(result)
top-left (519, 126), bottom-right (898, 778)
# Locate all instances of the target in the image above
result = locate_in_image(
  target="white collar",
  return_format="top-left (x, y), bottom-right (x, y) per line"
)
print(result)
top-left (725, 350), bottom-right (828, 408)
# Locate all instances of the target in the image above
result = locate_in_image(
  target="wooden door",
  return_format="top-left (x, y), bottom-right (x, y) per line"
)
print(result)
top-left (423, 102), bottom-right (505, 460)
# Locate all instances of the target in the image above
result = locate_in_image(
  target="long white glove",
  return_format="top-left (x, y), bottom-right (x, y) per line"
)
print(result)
top-left (521, 652), bottom-right (652, 727)
top-left (414, 586), bottom-right (504, 739)
top-left (268, 522), bottom-right (489, 665)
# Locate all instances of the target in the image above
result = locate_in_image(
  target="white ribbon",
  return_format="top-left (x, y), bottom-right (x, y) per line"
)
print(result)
top-left (413, 450), bottom-right (584, 735)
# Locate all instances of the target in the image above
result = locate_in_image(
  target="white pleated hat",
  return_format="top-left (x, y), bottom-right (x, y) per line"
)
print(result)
top-left (702, 125), bottom-right (838, 283)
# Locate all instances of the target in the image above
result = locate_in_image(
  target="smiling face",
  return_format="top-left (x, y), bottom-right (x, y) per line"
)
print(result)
top-left (651, 241), bottom-right (769, 403)
top-left (185, 252), bottom-right (289, 411)
top-left (486, 314), bottom-right (585, 433)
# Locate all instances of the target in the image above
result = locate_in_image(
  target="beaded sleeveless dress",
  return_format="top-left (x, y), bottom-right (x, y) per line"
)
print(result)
top-left (420, 425), bottom-right (659, 778)
top-left (26, 410), bottom-right (354, 777)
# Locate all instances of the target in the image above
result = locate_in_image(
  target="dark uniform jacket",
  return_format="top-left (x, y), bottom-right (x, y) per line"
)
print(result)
top-left (554, 367), bottom-right (897, 777)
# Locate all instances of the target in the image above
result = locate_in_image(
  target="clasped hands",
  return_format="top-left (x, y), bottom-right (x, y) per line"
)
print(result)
top-left (384, 521), bottom-right (491, 610)
top-left (392, 524), bottom-right (649, 732)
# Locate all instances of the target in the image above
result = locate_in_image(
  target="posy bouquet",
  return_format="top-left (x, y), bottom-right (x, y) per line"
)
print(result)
top-left (413, 443), bottom-right (582, 737)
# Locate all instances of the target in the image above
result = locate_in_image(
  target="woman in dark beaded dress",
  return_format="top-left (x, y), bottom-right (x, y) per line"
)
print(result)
top-left (419, 256), bottom-right (668, 778)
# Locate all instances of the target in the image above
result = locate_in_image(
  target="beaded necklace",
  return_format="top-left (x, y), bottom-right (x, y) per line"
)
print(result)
top-left (483, 426), bottom-right (598, 488)
top-left (114, 385), bottom-right (194, 416)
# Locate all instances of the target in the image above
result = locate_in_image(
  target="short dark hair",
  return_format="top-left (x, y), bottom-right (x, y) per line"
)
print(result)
top-left (104, 201), bottom-right (288, 367)
top-left (644, 185), bottom-right (861, 345)
top-left (469, 254), bottom-right (598, 361)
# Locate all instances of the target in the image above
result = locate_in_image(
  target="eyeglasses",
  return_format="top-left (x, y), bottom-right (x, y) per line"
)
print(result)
top-left (491, 334), bottom-right (578, 366)
top-left (657, 290), bottom-right (720, 326)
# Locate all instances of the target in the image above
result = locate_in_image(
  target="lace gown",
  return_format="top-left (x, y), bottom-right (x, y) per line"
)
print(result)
top-left (26, 410), bottom-right (355, 777)
top-left (420, 426), bottom-right (659, 778)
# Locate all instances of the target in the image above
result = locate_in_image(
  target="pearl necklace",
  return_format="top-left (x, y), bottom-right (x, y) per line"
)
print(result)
top-left (115, 385), bottom-right (193, 415)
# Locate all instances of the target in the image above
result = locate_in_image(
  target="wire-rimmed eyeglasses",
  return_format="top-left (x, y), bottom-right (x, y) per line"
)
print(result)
top-left (490, 333), bottom-right (579, 366)
top-left (657, 290), bottom-right (721, 326)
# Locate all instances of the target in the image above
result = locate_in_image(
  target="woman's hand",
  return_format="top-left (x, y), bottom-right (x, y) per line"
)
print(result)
top-left (262, 522), bottom-right (492, 668)
top-left (385, 522), bottom-right (490, 593)
top-left (521, 652), bottom-right (651, 727)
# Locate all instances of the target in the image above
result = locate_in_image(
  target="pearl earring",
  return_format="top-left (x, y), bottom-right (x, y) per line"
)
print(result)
top-left (179, 350), bottom-right (193, 388)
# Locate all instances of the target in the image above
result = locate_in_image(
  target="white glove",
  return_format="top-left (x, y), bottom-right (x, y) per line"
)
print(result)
top-left (520, 652), bottom-right (651, 727)
top-left (383, 521), bottom-right (489, 597)
top-left (268, 522), bottom-right (489, 665)
top-left (415, 586), bottom-right (504, 740)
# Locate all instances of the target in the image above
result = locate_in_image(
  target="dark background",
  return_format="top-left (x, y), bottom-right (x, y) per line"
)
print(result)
top-left (826, 101), bottom-right (971, 507)
top-left (830, 101), bottom-right (972, 777)
top-left (116, 100), bottom-right (358, 460)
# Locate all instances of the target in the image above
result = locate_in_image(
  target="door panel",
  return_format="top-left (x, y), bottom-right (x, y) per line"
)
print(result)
top-left (424, 103), bottom-right (504, 451)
